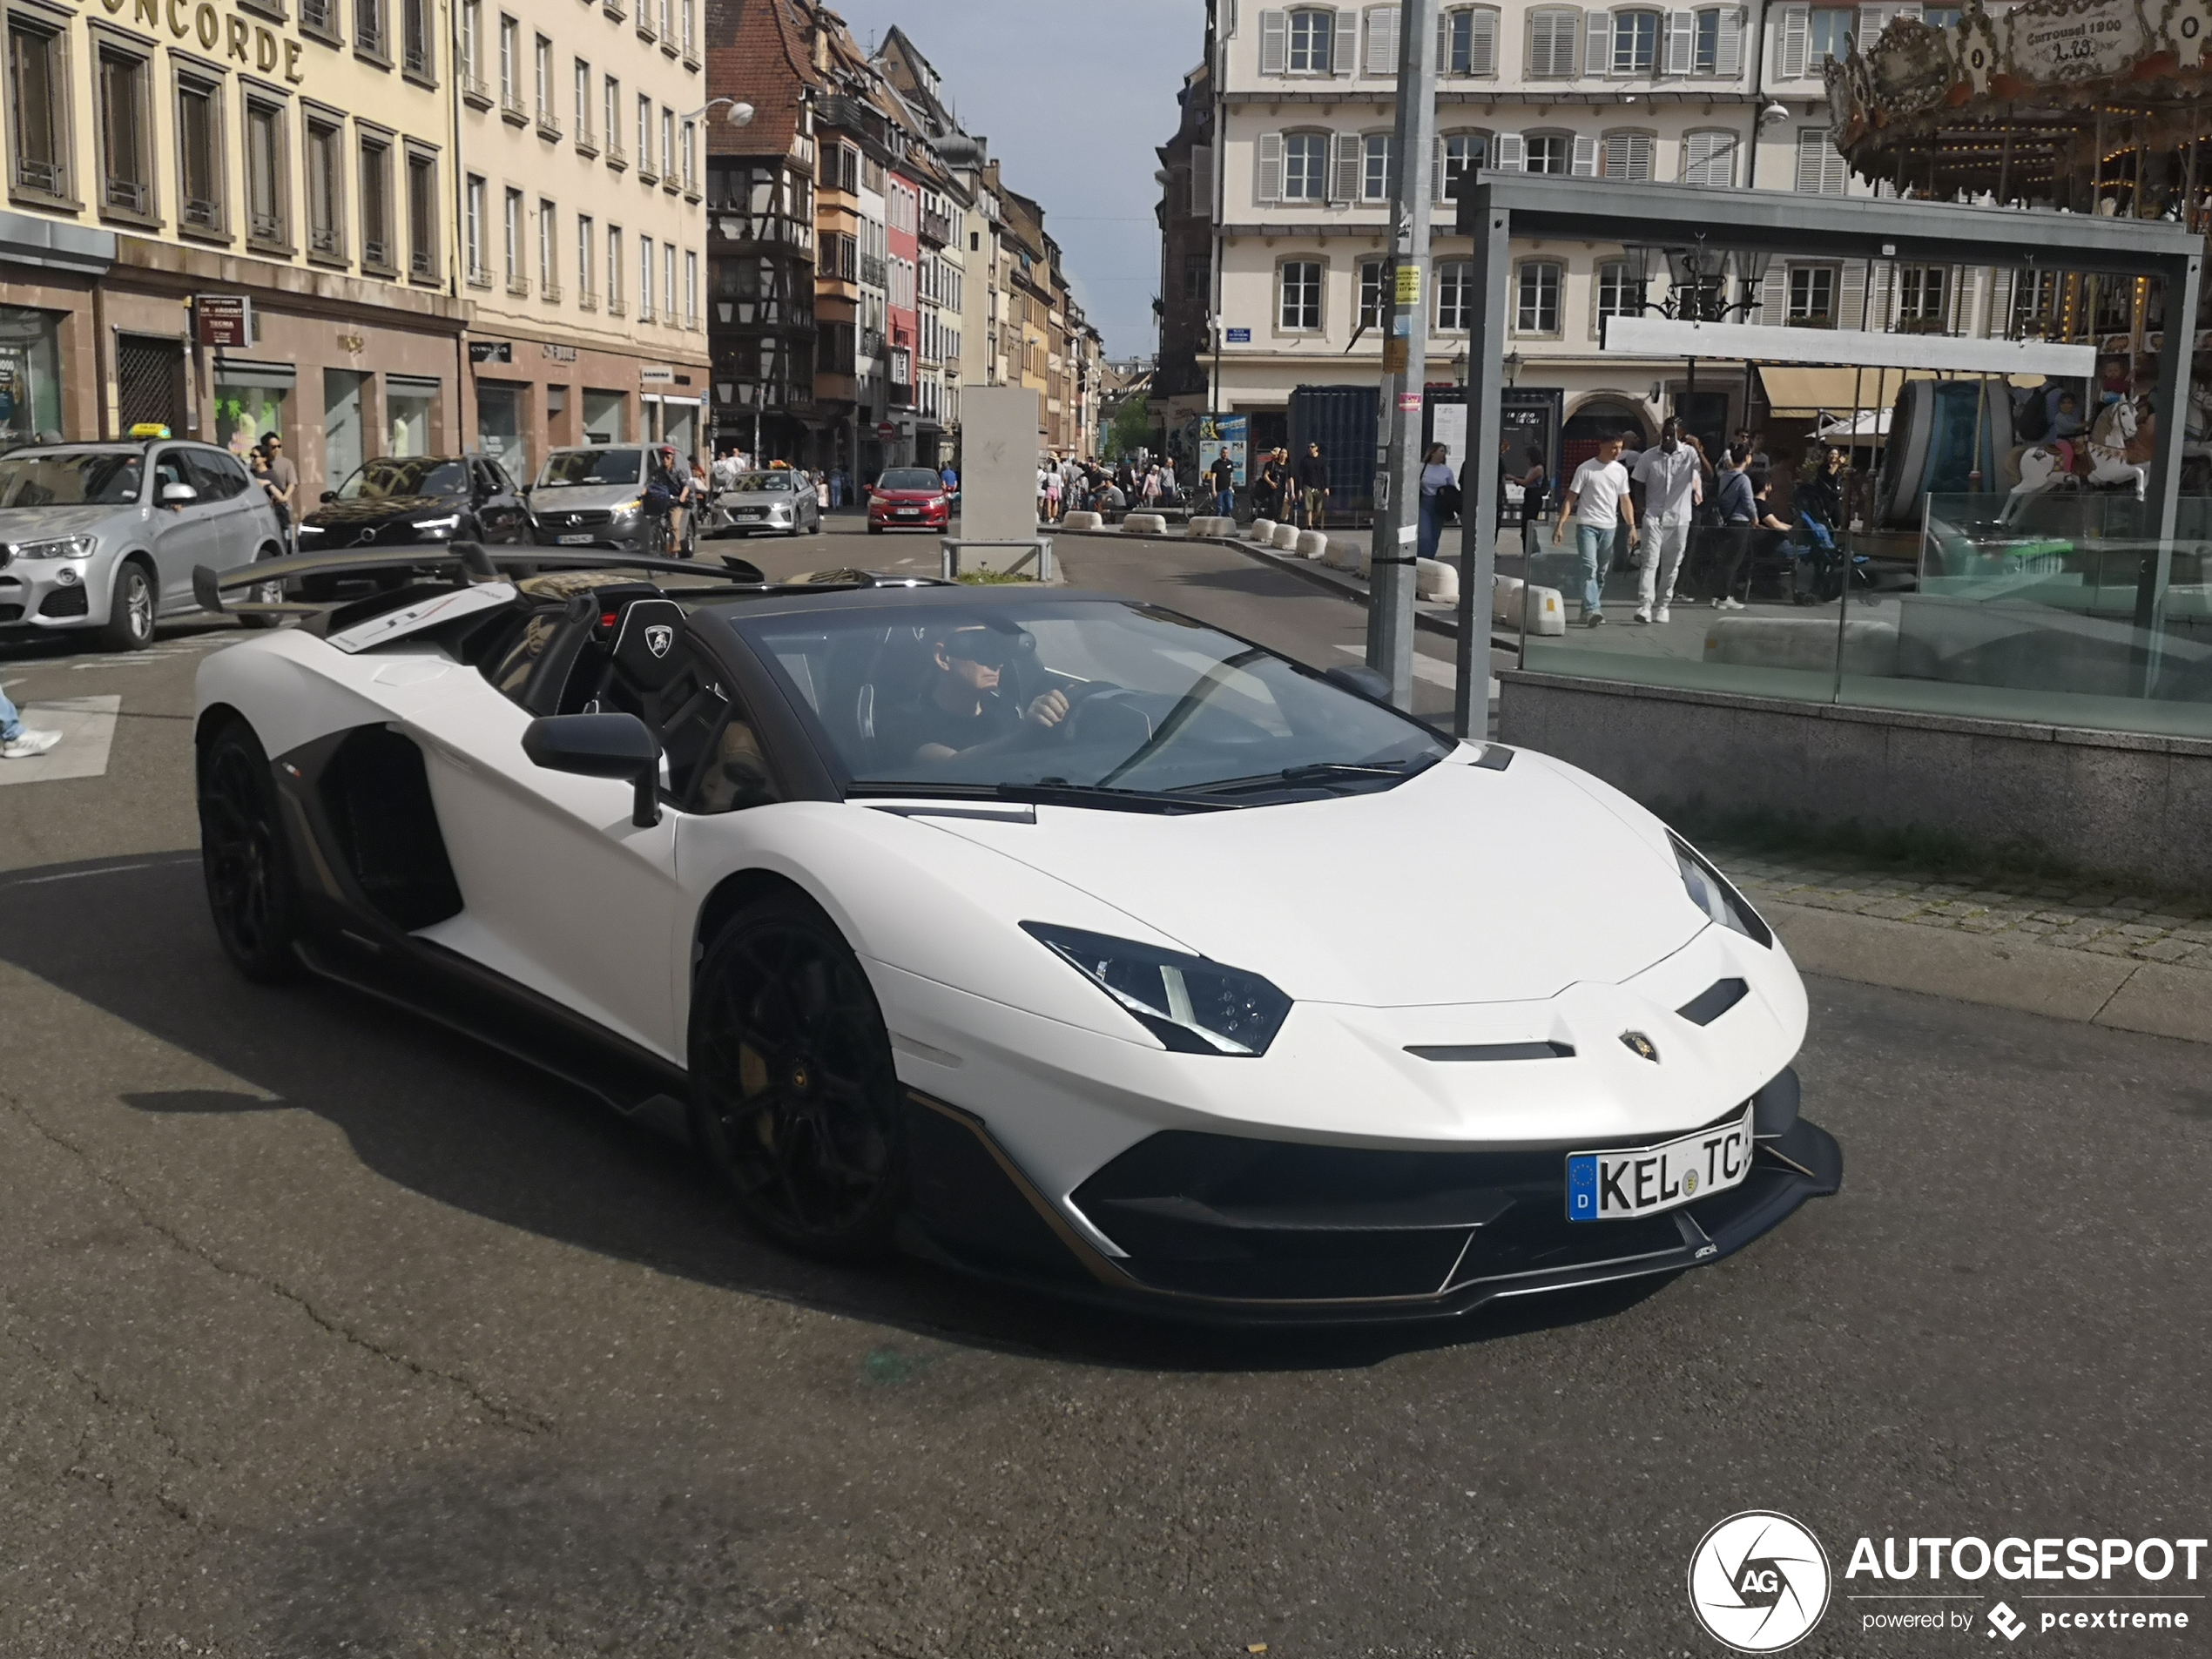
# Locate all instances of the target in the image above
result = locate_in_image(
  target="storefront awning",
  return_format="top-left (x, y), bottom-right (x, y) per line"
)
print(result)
top-left (1759, 365), bottom-right (1932, 418)
top-left (212, 356), bottom-right (296, 390)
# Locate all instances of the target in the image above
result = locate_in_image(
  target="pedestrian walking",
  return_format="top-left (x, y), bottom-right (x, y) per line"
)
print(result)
top-left (1553, 433), bottom-right (1637, 627)
top-left (711, 444), bottom-right (741, 493)
top-left (0, 684), bottom-right (60, 759)
top-left (1417, 443), bottom-right (1454, 562)
top-left (1043, 467), bottom-right (1062, 523)
top-left (255, 435), bottom-right (298, 551)
top-left (1513, 445), bottom-right (1548, 559)
top-left (1629, 419), bottom-right (1700, 624)
top-left (1294, 442), bottom-right (1329, 529)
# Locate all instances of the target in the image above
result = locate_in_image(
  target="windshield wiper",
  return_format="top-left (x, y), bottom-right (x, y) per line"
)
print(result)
top-left (1176, 757), bottom-right (1433, 797)
top-left (846, 779), bottom-right (1242, 814)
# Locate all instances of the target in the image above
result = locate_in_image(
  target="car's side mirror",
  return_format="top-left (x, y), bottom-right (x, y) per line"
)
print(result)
top-left (522, 712), bottom-right (662, 828)
top-left (160, 482), bottom-right (199, 506)
top-left (320, 490), bottom-right (336, 502)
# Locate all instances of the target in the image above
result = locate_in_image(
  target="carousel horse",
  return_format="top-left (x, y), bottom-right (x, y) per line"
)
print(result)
top-left (2004, 398), bottom-right (2146, 521)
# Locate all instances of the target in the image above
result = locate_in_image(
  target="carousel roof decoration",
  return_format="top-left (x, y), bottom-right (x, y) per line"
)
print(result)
top-left (1828, 0), bottom-right (2212, 202)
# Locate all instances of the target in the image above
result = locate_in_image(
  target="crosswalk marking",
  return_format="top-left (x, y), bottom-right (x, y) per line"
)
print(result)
top-left (0, 695), bottom-right (121, 786)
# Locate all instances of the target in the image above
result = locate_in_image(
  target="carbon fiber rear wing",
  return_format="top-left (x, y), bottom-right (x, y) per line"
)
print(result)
top-left (192, 543), bottom-right (772, 613)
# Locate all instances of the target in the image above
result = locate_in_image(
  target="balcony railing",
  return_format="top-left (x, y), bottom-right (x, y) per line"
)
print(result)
top-left (408, 246), bottom-right (435, 281)
top-left (536, 110), bottom-right (563, 140)
top-left (300, 0), bottom-right (335, 31)
top-left (605, 139), bottom-right (626, 169)
top-left (860, 253), bottom-right (885, 289)
top-left (507, 273), bottom-right (530, 297)
top-left (183, 193), bottom-right (220, 232)
top-left (104, 174), bottom-right (149, 214)
top-left (920, 209), bottom-right (952, 246)
top-left (500, 89), bottom-right (528, 125)
top-left (460, 69), bottom-right (491, 107)
top-left (574, 125), bottom-right (597, 156)
top-left (14, 157), bottom-right (64, 197)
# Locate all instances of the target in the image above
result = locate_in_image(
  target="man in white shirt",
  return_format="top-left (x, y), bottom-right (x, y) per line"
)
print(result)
top-left (1629, 419), bottom-right (1703, 624)
top-left (1553, 433), bottom-right (1637, 627)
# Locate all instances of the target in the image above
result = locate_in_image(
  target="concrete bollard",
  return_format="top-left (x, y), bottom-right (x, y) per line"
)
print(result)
top-left (1322, 537), bottom-right (1367, 572)
top-left (1123, 512), bottom-right (1168, 536)
top-left (1250, 518), bottom-right (1277, 542)
top-left (1493, 573), bottom-right (1568, 637)
top-left (1293, 529), bottom-right (1330, 560)
top-left (1415, 557), bottom-right (1458, 603)
top-left (1270, 523), bottom-right (1302, 551)
top-left (1062, 510), bottom-right (1103, 530)
top-left (1196, 516), bottom-right (1232, 537)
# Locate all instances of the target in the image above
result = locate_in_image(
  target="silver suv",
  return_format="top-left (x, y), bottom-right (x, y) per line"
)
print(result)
top-left (0, 441), bottom-right (286, 651)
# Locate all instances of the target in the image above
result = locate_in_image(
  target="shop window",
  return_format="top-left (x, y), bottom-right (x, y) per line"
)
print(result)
top-left (581, 388), bottom-right (625, 442)
top-left (246, 98), bottom-right (288, 252)
top-left (475, 383), bottom-right (526, 482)
top-left (1515, 261), bottom-right (1561, 334)
top-left (360, 132), bottom-right (395, 273)
top-left (0, 307), bottom-right (64, 447)
top-left (405, 145), bottom-right (437, 280)
top-left (97, 43), bottom-right (156, 220)
top-left (324, 368), bottom-right (368, 486)
top-left (176, 76), bottom-right (225, 236)
top-left (1434, 260), bottom-right (1474, 333)
top-left (306, 116), bottom-right (345, 261)
top-left (214, 376), bottom-right (287, 458)
top-left (7, 17), bottom-right (71, 205)
top-left (386, 379), bottom-right (436, 455)
top-left (1278, 260), bottom-right (1322, 332)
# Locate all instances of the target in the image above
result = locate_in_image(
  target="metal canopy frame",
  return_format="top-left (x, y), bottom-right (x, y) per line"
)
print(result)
top-left (1447, 174), bottom-right (2205, 737)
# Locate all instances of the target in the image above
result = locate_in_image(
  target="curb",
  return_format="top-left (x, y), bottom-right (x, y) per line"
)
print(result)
top-left (1767, 900), bottom-right (2212, 1045)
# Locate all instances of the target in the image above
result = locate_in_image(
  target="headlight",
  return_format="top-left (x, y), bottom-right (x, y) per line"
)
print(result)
top-left (612, 498), bottom-right (643, 520)
top-left (410, 514), bottom-right (462, 536)
top-left (11, 536), bottom-right (98, 562)
top-left (1670, 832), bottom-right (1773, 948)
top-left (1022, 922), bottom-right (1292, 1056)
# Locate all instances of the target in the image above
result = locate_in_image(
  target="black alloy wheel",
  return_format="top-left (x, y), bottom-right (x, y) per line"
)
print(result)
top-left (690, 894), bottom-right (907, 1259)
top-left (197, 720), bottom-right (301, 982)
top-left (100, 559), bottom-right (156, 652)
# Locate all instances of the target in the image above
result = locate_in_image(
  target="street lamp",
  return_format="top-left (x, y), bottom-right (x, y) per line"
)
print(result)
top-left (683, 98), bottom-right (756, 126)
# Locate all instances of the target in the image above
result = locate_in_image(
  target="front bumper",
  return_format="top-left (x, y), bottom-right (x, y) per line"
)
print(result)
top-left (0, 556), bottom-right (108, 632)
top-left (899, 1088), bottom-right (1842, 1325)
top-left (526, 514), bottom-right (652, 548)
top-left (870, 507), bottom-right (948, 529)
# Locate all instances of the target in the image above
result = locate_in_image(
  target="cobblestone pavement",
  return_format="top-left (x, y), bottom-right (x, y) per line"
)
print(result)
top-left (1713, 846), bottom-right (2212, 974)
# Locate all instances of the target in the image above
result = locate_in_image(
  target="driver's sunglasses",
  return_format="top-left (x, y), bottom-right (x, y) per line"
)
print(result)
top-left (948, 639), bottom-right (1014, 670)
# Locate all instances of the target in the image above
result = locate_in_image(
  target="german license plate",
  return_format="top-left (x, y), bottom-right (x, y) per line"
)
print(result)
top-left (1566, 1107), bottom-right (1753, 1222)
top-left (896, 507), bottom-right (920, 516)
top-left (556, 533), bottom-right (595, 544)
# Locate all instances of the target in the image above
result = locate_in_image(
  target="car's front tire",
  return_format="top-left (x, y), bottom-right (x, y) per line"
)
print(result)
top-left (197, 718), bottom-right (301, 983)
top-left (98, 557), bottom-right (156, 651)
top-left (689, 892), bottom-right (907, 1260)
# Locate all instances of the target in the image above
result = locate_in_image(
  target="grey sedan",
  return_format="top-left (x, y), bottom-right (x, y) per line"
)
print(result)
top-left (717, 470), bottom-right (821, 537)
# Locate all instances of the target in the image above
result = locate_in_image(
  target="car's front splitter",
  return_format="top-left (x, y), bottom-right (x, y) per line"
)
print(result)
top-left (897, 1089), bottom-right (1843, 1326)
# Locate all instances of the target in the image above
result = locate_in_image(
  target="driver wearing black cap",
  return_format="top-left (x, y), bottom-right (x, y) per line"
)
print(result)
top-left (886, 622), bottom-right (1069, 765)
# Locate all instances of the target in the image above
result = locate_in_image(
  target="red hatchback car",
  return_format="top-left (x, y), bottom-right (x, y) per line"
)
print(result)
top-left (867, 467), bottom-right (953, 533)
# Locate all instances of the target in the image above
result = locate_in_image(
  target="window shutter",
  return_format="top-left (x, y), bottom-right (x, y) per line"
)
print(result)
top-left (1602, 132), bottom-right (1652, 179)
top-left (1665, 10), bottom-right (1696, 71)
top-left (1494, 131), bottom-right (1524, 170)
top-left (1190, 145), bottom-right (1214, 215)
top-left (1683, 129), bottom-right (1735, 185)
top-left (1433, 134), bottom-right (1448, 200)
top-left (1759, 262), bottom-right (1786, 322)
top-left (1469, 7), bottom-right (1498, 71)
top-left (1258, 131), bottom-right (1284, 203)
top-left (1331, 131), bottom-right (1362, 200)
top-left (1776, 3), bottom-right (1809, 78)
top-left (1438, 9), bottom-right (1450, 68)
top-left (1573, 134), bottom-right (1600, 176)
top-left (1586, 10), bottom-right (1612, 72)
top-left (1715, 4), bottom-right (1744, 74)
top-left (1366, 3), bottom-right (1399, 72)
top-left (1333, 6), bottom-right (1359, 73)
top-left (1841, 259), bottom-right (1871, 330)
top-left (1259, 9), bottom-right (1289, 74)
top-left (1795, 128), bottom-right (1846, 193)
top-left (1986, 266), bottom-right (2013, 338)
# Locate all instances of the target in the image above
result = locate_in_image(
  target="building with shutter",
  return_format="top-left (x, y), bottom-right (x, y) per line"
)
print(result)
top-left (1162, 0), bottom-right (2050, 491)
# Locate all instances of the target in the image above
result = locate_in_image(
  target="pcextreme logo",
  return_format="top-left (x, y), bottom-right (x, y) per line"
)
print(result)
top-left (1689, 1511), bottom-right (1833, 1652)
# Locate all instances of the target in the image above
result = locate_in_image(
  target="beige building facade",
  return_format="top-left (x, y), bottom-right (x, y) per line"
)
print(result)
top-left (1, 0), bottom-right (705, 499)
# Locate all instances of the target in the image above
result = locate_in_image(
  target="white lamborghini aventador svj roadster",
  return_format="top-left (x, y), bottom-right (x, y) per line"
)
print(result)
top-left (191, 546), bottom-right (1839, 1322)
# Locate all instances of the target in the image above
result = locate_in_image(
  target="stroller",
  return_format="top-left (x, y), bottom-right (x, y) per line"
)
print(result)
top-left (1784, 514), bottom-right (1870, 604)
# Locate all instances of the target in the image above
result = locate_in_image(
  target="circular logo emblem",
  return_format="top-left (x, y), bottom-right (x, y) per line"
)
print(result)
top-left (1688, 1512), bottom-right (1831, 1653)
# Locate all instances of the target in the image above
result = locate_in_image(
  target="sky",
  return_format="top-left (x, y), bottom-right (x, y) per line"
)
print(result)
top-left (822, 0), bottom-right (1199, 360)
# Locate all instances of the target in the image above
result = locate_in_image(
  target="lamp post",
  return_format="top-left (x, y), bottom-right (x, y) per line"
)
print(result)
top-left (1618, 239), bottom-right (1772, 442)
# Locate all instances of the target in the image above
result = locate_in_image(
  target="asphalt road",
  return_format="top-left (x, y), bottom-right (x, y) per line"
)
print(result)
top-left (1, 521), bottom-right (2206, 1658)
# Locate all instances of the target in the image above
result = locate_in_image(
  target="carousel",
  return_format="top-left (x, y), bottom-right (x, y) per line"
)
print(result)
top-left (1828, 0), bottom-right (2212, 523)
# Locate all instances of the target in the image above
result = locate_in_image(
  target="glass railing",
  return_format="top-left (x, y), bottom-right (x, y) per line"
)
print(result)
top-left (1507, 493), bottom-right (2212, 742)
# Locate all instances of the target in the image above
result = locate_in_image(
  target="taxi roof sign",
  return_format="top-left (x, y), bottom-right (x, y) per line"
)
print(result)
top-left (126, 423), bottom-right (172, 439)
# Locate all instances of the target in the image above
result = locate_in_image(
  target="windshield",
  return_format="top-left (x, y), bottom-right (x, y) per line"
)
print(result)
top-left (335, 457), bottom-right (469, 500)
top-left (735, 472), bottom-right (794, 492)
top-left (876, 469), bottom-right (941, 493)
top-left (0, 451), bottom-right (144, 508)
top-left (729, 600), bottom-right (1450, 799)
top-left (537, 448), bottom-right (642, 488)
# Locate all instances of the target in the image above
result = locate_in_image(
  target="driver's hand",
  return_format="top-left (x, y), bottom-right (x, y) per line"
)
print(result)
top-left (1025, 689), bottom-right (1070, 729)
